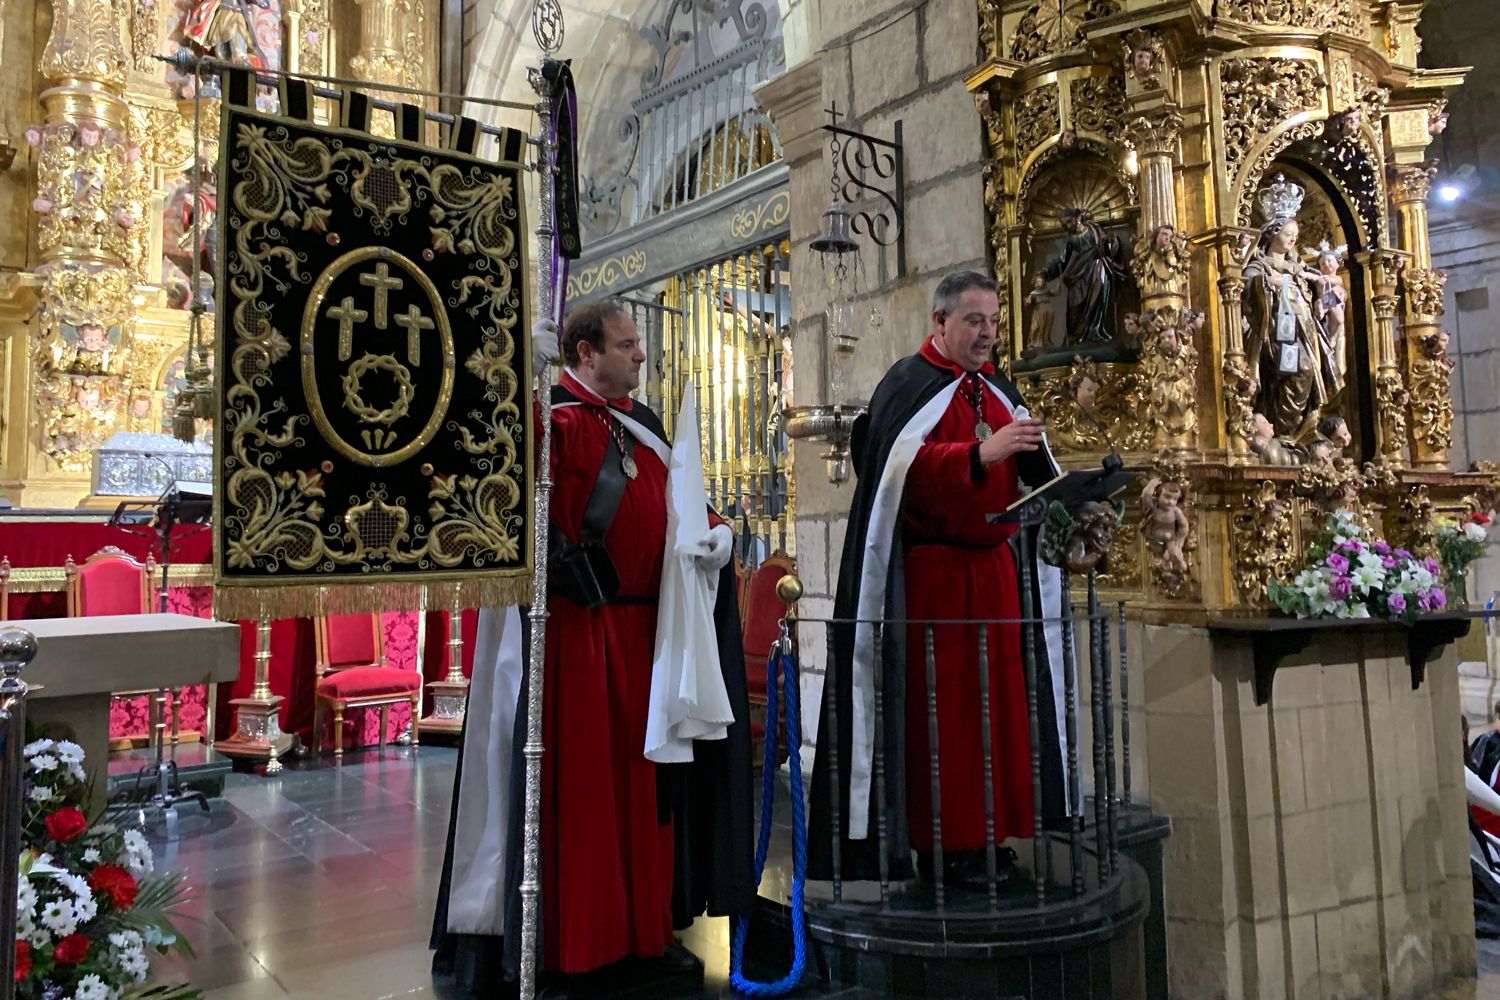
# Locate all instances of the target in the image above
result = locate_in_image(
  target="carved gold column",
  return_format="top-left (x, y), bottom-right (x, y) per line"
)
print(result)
top-left (1125, 107), bottom-right (1195, 455)
top-left (1209, 229), bottom-right (1259, 461)
top-left (1391, 165), bottom-right (1450, 468)
top-left (349, 0), bottom-right (423, 136)
top-left (1360, 248), bottom-right (1411, 467)
top-left (29, 0), bottom-right (149, 482)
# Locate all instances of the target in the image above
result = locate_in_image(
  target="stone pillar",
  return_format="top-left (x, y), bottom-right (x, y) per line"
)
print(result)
top-left (1391, 165), bottom-right (1452, 469)
top-left (756, 57), bottom-right (830, 769)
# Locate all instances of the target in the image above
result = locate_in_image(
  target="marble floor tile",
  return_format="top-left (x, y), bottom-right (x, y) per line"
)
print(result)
top-left (129, 743), bottom-right (1500, 998)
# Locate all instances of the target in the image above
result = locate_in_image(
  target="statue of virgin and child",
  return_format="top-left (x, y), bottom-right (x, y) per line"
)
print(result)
top-left (1241, 173), bottom-right (1347, 440)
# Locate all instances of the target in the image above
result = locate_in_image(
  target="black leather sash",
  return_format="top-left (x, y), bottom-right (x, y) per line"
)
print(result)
top-left (549, 415), bottom-right (636, 609)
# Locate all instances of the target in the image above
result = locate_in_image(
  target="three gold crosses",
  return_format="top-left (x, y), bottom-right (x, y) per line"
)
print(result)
top-left (327, 262), bottom-right (434, 365)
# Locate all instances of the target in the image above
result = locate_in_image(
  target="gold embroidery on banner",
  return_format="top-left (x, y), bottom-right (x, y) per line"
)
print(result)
top-left (223, 118), bottom-right (525, 575)
top-left (300, 246), bottom-right (455, 467)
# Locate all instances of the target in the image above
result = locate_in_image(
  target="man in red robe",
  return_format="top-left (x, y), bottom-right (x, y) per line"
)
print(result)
top-left (433, 303), bottom-right (754, 995)
top-left (810, 270), bottom-right (1071, 889)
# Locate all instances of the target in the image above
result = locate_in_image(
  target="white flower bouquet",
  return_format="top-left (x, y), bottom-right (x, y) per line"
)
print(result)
top-left (12, 738), bottom-right (200, 1000)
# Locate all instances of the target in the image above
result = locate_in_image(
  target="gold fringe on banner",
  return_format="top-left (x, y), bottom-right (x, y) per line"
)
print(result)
top-left (212, 573), bottom-right (536, 622)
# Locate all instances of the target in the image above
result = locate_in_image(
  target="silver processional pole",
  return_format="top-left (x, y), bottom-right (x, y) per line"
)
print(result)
top-left (520, 2), bottom-right (564, 995)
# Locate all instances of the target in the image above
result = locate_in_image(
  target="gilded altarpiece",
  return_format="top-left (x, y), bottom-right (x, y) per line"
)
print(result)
top-left (0, 0), bottom-right (426, 507)
top-left (968, 0), bottom-right (1491, 620)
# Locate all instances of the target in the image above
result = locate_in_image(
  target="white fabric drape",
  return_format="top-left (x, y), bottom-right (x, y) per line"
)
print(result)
top-left (644, 386), bottom-right (735, 763)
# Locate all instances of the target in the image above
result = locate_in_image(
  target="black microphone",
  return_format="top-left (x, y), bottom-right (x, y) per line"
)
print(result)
top-left (1026, 372), bottom-right (1124, 474)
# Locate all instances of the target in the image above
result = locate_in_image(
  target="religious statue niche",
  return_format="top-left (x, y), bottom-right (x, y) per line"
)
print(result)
top-left (1019, 152), bottom-right (1138, 368)
top-left (1242, 172), bottom-right (1350, 442)
top-left (162, 167), bottom-right (218, 311)
top-left (168, 0), bottom-right (284, 108)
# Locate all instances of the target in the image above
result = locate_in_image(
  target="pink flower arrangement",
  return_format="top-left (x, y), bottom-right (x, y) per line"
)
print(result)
top-left (1269, 511), bottom-right (1445, 623)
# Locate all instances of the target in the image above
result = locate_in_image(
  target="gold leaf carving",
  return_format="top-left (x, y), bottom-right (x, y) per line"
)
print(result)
top-left (40, 0), bottom-right (129, 85)
top-left (1015, 85), bottom-right (1060, 158)
top-left (1219, 58), bottom-right (1324, 175)
top-left (1403, 266), bottom-right (1446, 317)
top-left (1008, 0), bottom-right (1119, 62)
top-left (1070, 75), bottom-right (1127, 137)
top-left (1231, 480), bottom-right (1296, 606)
top-left (1217, 0), bottom-right (1363, 34)
top-left (1408, 330), bottom-right (1454, 456)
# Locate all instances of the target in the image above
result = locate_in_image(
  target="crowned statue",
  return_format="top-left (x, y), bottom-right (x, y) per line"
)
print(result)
top-left (1241, 174), bottom-right (1344, 439)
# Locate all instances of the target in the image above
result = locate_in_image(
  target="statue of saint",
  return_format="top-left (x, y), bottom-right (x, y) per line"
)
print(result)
top-left (1024, 273), bottom-right (1055, 356)
top-left (1241, 174), bottom-right (1343, 439)
top-left (1042, 208), bottom-right (1129, 345)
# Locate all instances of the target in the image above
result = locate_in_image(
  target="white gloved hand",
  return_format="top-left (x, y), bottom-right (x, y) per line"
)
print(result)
top-left (696, 523), bottom-right (734, 573)
top-left (531, 319), bottom-right (560, 371)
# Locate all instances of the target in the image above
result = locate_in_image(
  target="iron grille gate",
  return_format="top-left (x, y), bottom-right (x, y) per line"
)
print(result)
top-left (619, 242), bottom-right (792, 567)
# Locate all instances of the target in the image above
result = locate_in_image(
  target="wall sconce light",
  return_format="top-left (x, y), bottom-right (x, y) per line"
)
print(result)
top-left (787, 104), bottom-right (906, 485)
top-left (809, 102), bottom-right (906, 276)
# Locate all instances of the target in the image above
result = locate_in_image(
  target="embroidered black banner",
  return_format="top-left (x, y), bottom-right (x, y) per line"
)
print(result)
top-left (213, 78), bottom-right (535, 619)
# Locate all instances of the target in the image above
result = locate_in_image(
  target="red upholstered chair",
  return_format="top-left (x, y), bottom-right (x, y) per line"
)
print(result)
top-left (66, 548), bottom-right (163, 748)
top-left (741, 555), bottom-right (795, 767)
top-left (66, 547), bottom-right (155, 618)
top-left (312, 612), bottom-right (421, 759)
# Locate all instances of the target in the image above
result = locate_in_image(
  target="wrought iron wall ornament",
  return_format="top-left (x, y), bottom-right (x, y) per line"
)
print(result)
top-left (818, 103), bottom-right (906, 276)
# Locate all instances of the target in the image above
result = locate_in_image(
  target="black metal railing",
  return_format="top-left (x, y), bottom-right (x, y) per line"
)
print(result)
top-left (0, 626), bottom-right (38, 1000)
top-left (793, 588), bottom-right (1131, 913)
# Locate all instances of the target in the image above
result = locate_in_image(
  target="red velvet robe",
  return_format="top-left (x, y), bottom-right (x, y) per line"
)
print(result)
top-left (540, 371), bottom-right (674, 973)
top-left (901, 338), bottom-right (1034, 854)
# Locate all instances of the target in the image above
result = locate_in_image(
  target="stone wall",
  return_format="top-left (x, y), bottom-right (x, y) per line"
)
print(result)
top-left (1142, 628), bottom-right (1472, 999)
top-left (758, 0), bottom-right (991, 761)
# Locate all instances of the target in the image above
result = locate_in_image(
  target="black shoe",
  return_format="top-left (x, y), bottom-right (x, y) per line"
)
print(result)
top-left (653, 941), bottom-right (704, 974)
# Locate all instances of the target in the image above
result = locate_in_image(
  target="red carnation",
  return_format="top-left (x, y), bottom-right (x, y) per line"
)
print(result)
top-left (43, 807), bottom-right (87, 844)
top-left (1473, 512), bottom-right (1491, 526)
top-left (52, 933), bottom-right (88, 965)
top-left (13, 940), bottom-right (28, 981)
top-left (89, 863), bottom-right (138, 909)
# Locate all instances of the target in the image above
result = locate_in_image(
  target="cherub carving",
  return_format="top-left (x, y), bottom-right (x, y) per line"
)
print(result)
top-left (1323, 107), bottom-right (1362, 145)
top-left (1141, 477), bottom-right (1190, 575)
top-left (1316, 413), bottom-right (1352, 460)
top-left (1122, 28), bottom-right (1165, 87)
top-left (1131, 223), bottom-right (1192, 294)
top-left (1248, 411), bottom-right (1301, 466)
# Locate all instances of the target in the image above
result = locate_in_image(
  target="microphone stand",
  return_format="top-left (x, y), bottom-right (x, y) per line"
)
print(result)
top-left (111, 489), bottom-right (212, 838)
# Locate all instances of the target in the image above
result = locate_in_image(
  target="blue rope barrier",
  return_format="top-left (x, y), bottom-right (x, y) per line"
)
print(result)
top-left (729, 642), bottom-right (807, 996)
